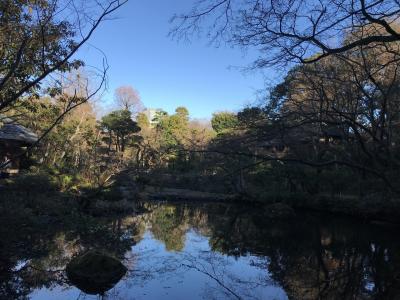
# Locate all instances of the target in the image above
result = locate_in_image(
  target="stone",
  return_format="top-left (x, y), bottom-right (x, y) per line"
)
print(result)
top-left (66, 250), bottom-right (127, 295)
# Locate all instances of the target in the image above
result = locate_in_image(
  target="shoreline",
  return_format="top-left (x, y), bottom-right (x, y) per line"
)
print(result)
top-left (138, 185), bottom-right (400, 225)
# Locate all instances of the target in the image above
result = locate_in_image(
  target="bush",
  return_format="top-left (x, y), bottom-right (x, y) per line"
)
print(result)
top-left (8, 171), bottom-right (58, 193)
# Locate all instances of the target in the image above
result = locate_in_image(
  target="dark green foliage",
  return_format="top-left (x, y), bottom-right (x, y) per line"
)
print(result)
top-left (101, 109), bottom-right (140, 152)
top-left (152, 110), bottom-right (168, 123)
top-left (0, 0), bottom-right (84, 111)
top-left (237, 107), bottom-right (265, 127)
top-left (8, 171), bottom-right (58, 193)
top-left (211, 111), bottom-right (238, 134)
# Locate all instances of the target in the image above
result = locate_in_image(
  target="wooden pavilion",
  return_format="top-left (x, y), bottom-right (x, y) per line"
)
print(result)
top-left (0, 117), bottom-right (38, 175)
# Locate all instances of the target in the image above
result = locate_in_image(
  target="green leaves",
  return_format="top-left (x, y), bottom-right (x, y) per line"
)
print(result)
top-left (100, 109), bottom-right (141, 152)
top-left (155, 107), bottom-right (191, 148)
top-left (211, 111), bottom-right (238, 134)
top-left (101, 110), bottom-right (140, 136)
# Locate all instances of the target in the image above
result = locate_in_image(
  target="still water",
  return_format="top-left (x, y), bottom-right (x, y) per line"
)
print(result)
top-left (2, 202), bottom-right (400, 299)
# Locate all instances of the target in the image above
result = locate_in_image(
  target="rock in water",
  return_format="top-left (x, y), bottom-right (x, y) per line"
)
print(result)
top-left (66, 250), bottom-right (127, 295)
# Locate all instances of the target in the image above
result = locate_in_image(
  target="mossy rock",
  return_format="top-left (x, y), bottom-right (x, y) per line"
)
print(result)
top-left (66, 250), bottom-right (127, 295)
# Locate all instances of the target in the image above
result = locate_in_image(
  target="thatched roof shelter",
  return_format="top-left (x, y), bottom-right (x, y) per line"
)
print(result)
top-left (0, 117), bottom-right (38, 174)
top-left (0, 117), bottom-right (38, 146)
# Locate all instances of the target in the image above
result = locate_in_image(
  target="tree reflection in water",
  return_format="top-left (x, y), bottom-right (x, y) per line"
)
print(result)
top-left (134, 202), bottom-right (400, 300)
top-left (1, 201), bottom-right (399, 299)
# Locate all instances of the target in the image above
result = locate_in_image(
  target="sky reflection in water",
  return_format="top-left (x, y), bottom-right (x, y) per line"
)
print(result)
top-left (13, 202), bottom-right (400, 299)
top-left (30, 230), bottom-right (286, 299)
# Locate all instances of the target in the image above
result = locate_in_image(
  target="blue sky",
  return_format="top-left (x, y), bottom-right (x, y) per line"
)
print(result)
top-left (79, 1), bottom-right (272, 119)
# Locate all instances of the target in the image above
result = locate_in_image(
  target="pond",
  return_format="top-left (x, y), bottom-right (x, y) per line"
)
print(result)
top-left (1, 201), bottom-right (400, 299)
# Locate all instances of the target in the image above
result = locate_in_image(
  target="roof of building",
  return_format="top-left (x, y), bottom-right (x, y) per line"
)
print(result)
top-left (0, 117), bottom-right (38, 145)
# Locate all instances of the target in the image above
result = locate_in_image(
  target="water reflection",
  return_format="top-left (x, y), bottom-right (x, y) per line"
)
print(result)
top-left (66, 251), bottom-right (127, 295)
top-left (1, 201), bottom-right (399, 299)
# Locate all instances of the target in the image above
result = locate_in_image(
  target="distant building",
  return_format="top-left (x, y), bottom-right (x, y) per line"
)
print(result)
top-left (0, 117), bottom-right (38, 175)
top-left (142, 108), bottom-right (163, 126)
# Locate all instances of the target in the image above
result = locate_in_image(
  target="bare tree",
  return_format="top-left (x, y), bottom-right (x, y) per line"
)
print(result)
top-left (0, 64), bottom-right (109, 171)
top-left (171, 0), bottom-right (400, 66)
top-left (0, 0), bottom-right (127, 114)
top-left (0, 0), bottom-right (126, 170)
top-left (114, 85), bottom-right (144, 115)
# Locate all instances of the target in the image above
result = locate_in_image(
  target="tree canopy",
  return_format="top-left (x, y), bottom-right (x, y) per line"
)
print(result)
top-left (101, 109), bottom-right (140, 152)
top-left (211, 112), bottom-right (238, 134)
top-left (172, 0), bottom-right (400, 66)
top-left (0, 0), bottom-right (126, 113)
